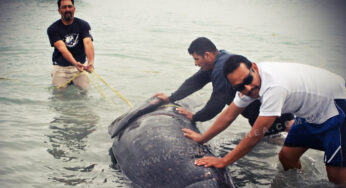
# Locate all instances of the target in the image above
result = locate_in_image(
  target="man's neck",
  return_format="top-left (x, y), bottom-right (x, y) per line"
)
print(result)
top-left (211, 50), bottom-right (219, 62)
top-left (61, 18), bottom-right (74, 25)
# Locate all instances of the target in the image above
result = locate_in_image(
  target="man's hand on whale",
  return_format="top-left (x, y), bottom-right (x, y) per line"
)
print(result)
top-left (194, 156), bottom-right (226, 168)
top-left (182, 128), bottom-right (204, 143)
top-left (153, 93), bottom-right (194, 120)
top-left (176, 107), bottom-right (194, 120)
top-left (153, 93), bottom-right (170, 103)
top-left (182, 128), bottom-right (226, 168)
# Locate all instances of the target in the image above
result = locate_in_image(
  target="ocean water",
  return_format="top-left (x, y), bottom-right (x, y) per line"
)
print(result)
top-left (0, 0), bottom-right (345, 187)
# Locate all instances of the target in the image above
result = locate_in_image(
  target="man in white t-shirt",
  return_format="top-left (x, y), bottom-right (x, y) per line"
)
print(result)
top-left (182, 55), bottom-right (346, 185)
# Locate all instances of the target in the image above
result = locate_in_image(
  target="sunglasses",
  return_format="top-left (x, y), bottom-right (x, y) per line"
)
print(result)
top-left (232, 67), bottom-right (254, 91)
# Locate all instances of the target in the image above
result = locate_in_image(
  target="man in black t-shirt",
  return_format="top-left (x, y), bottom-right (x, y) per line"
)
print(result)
top-left (47, 0), bottom-right (94, 90)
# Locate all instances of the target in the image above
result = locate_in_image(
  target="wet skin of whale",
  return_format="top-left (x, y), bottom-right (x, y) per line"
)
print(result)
top-left (108, 97), bottom-right (235, 188)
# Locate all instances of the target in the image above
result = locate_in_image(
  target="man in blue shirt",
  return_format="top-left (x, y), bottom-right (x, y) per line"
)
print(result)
top-left (155, 37), bottom-right (293, 135)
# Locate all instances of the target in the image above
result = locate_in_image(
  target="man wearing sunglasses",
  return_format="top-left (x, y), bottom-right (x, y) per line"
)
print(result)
top-left (47, 0), bottom-right (94, 91)
top-left (155, 37), bottom-right (293, 136)
top-left (183, 54), bottom-right (346, 185)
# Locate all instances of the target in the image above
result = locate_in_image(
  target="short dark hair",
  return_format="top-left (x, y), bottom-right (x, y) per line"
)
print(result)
top-left (223, 55), bottom-right (252, 78)
top-left (188, 37), bottom-right (217, 56)
top-left (57, 0), bottom-right (74, 8)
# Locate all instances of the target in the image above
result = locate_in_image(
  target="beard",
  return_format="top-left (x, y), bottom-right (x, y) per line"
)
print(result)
top-left (64, 12), bottom-right (72, 21)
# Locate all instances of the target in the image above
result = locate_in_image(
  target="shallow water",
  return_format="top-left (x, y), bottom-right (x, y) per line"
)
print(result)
top-left (0, 0), bottom-right (345, 187)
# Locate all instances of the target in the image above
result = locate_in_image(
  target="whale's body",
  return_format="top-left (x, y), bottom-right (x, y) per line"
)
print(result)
top-left (109, 98), bottom-right (235, 187)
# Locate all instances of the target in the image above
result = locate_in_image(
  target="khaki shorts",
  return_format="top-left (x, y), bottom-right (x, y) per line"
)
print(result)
top-left (51, 65), bottom-right (90, 90)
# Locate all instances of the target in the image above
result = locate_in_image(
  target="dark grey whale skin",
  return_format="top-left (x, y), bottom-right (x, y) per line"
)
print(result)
top-left (109, 97), bottom-right (235, 188)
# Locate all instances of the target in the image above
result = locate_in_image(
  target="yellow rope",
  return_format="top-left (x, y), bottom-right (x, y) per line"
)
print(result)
top-left (160, 104), bottom-right (181, 108)
top-left (56, 70), bottom-right (133, 109)
top-left (0, 77), bottom-right (21, 82)
top-left (87, 71), bottom-right (118, 107)
top-left (56, 71), bottom-right (83, 89)
top-left (91, 71), bottom-right (133, 108)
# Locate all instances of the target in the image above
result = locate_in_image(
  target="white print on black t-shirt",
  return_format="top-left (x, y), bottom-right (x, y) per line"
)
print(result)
top-left (64, 33), bottom-right (79, 48)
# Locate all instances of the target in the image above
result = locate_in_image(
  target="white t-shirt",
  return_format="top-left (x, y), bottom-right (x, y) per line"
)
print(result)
top-left (234, 62), bottom-right (346, 124)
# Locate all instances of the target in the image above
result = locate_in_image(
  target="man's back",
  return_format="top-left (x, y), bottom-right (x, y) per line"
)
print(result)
top-left (257, 62), bottom-right (346, 124)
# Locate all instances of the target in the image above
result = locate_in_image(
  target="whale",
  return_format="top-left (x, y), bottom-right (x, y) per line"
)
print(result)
top-left (108, 97), bottom-right (235, 188)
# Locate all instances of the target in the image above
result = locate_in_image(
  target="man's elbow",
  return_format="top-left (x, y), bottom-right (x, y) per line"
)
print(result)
top-left (83, 38), bottom-right (93, 46)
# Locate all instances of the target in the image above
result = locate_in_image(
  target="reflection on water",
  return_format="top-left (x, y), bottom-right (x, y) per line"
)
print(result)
top-left (47, 86), bottom-right (99, 185)
top-left (271, 161), bottom-right (335, 188)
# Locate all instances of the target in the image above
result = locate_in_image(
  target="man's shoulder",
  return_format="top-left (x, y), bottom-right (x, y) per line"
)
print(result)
top-left (73, 17), bottom-right (90, 26)
top-left (47, 19), bottom-right (62, 31)
top-left (219, 50), bottom-right (232, 57)
top-left (215, 50), bottom-right (232, 65)
top-left (213, 51), bottom-right (232, 70)
top-left (219, 50), bottom-right (231, 55)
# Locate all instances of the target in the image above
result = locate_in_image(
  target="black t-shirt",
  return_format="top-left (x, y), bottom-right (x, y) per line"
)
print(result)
top-left (47, 17), bottom-right (93, 66)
